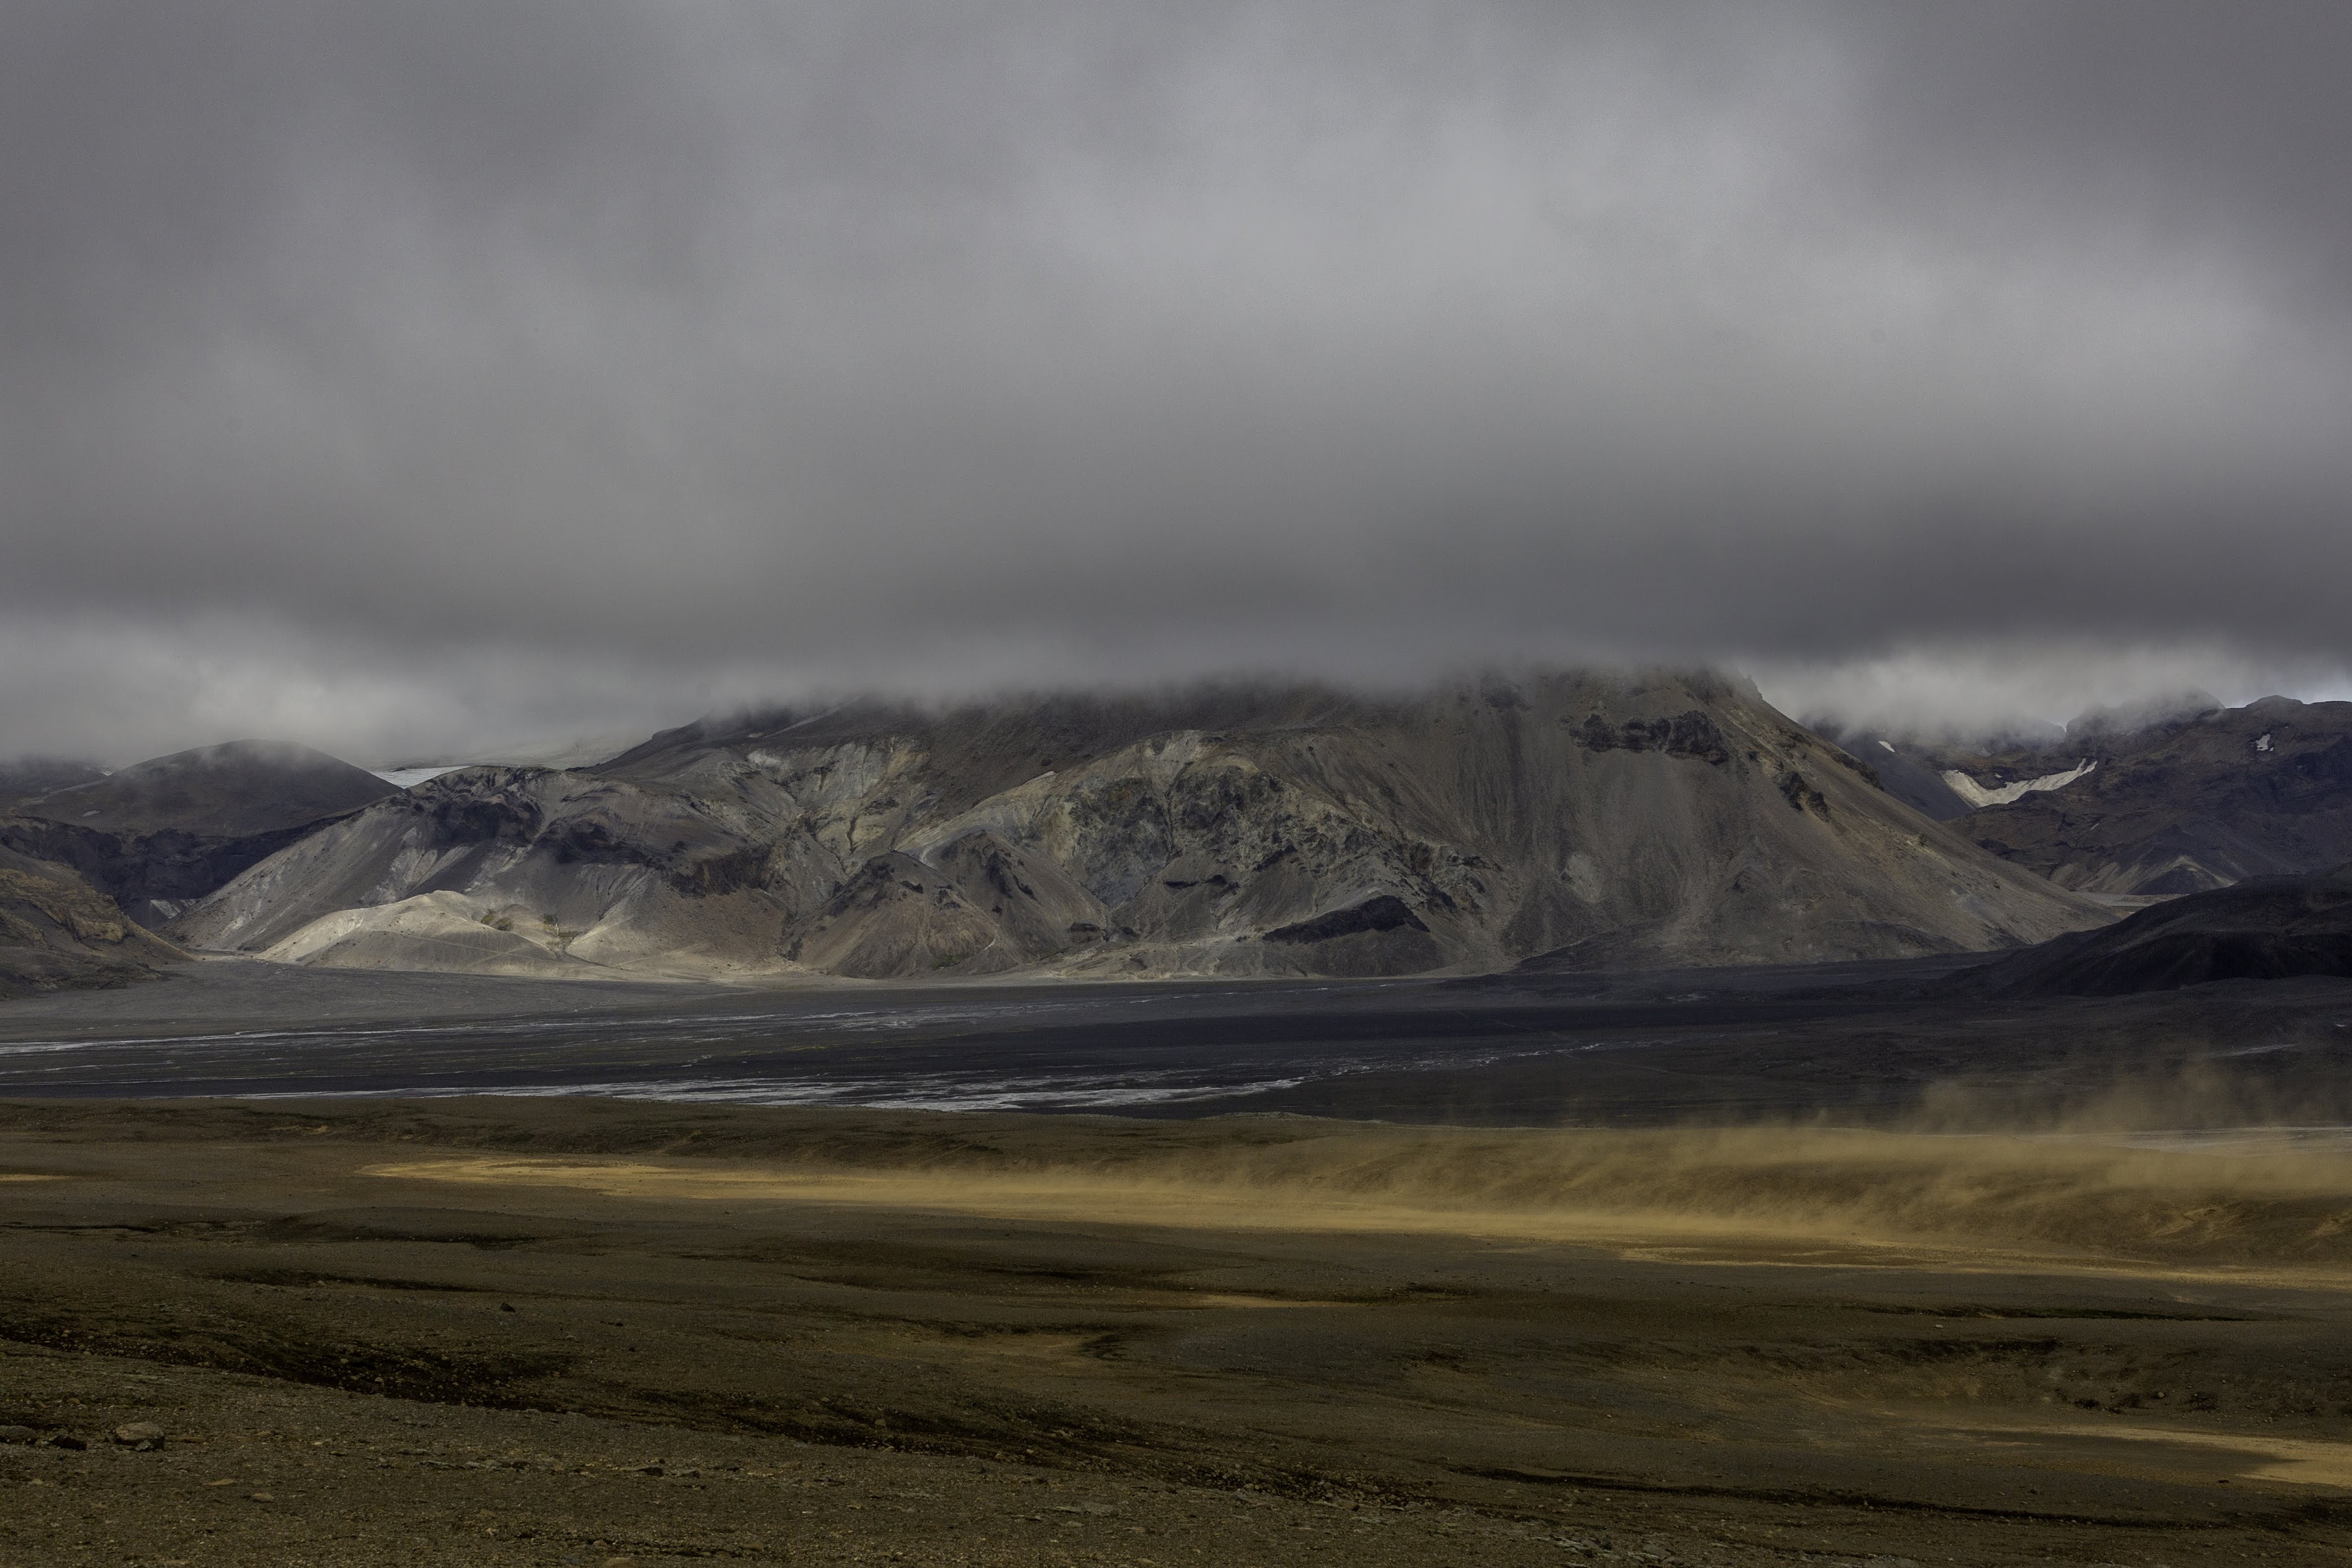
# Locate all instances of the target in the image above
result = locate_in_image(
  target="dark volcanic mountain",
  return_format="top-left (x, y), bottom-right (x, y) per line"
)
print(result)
top-left (1958, 864), bottom-right (2352, 997)
top-left (0, 846), bottom-right (184, 997)
top-left (0, 740), bottom-right (397, 926)
top-left (19, 739), bottom-right (395, 836)
top-left (1946, 697), bottom-right (2352, 896)
top-left (171, 672), bottom-right (2104, 981)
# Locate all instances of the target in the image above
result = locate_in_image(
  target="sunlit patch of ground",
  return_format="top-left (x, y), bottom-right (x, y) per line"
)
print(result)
top-left (363, 1119), bottom-right (2352, 1281)
top-left (1923, 1420), bottom-right (2352, 1488)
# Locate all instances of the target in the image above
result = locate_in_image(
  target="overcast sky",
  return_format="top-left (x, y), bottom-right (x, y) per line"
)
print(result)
top-left (4, 1), bottom-right (2348, 763)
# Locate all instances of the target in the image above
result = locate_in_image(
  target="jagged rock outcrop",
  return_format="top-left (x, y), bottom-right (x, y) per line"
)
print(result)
top-left (0, 740), bottom-right (396, 925)
top-left (0, 846), bottom-right (186, 997)
top-left (173, 671), bottom-right (2107, 980)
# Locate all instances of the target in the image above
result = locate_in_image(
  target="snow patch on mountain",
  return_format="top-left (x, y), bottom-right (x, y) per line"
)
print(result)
top-left (1940, 759), bottom-right (2097, 809)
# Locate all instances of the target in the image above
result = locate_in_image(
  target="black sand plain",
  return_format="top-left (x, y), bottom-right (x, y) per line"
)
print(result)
top-left (7, 960), bottom-right (2352, 1566)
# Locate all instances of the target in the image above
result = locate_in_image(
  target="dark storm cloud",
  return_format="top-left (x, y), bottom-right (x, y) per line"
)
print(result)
top-left (2, 1), bottom-right (2348, 759)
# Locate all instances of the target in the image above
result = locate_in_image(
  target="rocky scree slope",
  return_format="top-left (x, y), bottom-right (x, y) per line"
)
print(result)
top-left (171, 672), bottom-right (2106, 981)
top-left (0, 741), bottom-right (396, 927)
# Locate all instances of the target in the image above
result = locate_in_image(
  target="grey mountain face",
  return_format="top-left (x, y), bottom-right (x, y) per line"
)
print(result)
top-left (0, 740), bottom-right (396, 926)
top-left (170, 672), bottom-right (2102, 982)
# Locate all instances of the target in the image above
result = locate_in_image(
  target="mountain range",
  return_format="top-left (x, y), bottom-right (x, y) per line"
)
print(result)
top-left (11, 674), bottom-right (2352, 990)
top-left (165, 671), bottom-right (2099, 981)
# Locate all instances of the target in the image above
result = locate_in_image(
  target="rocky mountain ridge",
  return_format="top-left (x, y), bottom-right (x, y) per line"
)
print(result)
top-left (169, 672), bottom-right (2104, 981)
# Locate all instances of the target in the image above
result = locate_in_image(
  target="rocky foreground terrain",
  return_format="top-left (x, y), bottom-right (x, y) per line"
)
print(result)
top-left (162, 671), bottom-right (2101, 982)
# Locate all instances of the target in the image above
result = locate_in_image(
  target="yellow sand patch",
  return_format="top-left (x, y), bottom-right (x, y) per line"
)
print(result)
top-left (1956, 1420), bottom-right (2352, 1488)
top-left (358, 1130), bottom-right (2352, 1286)
top-left (2141, 1427), bottom-right (2352, 1488)
top-left (350, 1154), bottom-right (2117, 1276)
top-left (368, 1154), bottom-right (1849, 1248)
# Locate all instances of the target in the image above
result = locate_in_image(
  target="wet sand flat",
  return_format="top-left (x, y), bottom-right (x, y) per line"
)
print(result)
top-left (7, 1099), bottom-right (2352, 1565)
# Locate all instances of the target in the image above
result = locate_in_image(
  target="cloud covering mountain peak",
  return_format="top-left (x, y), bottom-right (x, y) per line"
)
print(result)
top-left (5, 2), bottom-right (2349, 759)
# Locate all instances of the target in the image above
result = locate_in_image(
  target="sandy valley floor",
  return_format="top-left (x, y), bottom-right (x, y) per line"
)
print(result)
top-left (6, 1097), bottom-right (2352, 1565)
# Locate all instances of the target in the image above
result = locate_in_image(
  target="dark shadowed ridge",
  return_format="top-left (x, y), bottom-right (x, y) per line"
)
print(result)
top-left (15, 740), bottom-right (394, 837)
top-left (1953, 864), bottom-right (2352, 997)
top-left (0, 758), bottom-right (107, 805)
top-left (0, 740), bottom-right (396, 928)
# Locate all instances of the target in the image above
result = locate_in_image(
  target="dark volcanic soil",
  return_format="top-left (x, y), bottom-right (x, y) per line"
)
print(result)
top-left (6, 956), bottom-right (2352, 1130)
top-left (7, 1098), bottom-right (2352, 1566)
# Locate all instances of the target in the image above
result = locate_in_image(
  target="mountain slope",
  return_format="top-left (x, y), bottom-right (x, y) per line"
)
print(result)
top-left (1956, 864), bottom-right (2352, 996)
top-left (1952, 698), bottom-right (2352, 896)
top-left (0, 846), bottom-right (185, 997)
top-left (0, 741), bottom-right (398, 926)
top-left (173, 672), bottom-right (2106, 980)
top-left (0, 758), bottom-right (107, 806)
top-left (18, 739), bottom-right (395, 837)
top-left (1803, 730), bottom-right (1976, 821)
